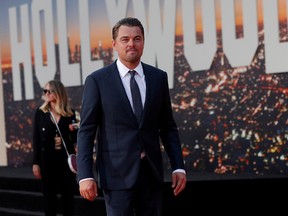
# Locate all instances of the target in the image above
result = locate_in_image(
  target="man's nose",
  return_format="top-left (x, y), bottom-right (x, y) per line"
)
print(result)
top-left (128, 39), bottom-right (135, 46)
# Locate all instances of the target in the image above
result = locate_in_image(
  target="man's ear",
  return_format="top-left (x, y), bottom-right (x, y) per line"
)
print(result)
top-left (112, 40), bottom-right (116, 50)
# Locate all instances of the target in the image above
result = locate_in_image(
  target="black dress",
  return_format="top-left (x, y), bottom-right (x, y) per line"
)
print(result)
top-left (33, 108), bottom-right (77, 216)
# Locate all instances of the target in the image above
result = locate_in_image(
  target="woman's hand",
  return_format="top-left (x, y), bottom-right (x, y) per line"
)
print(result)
top-left (32, 164), bottom-right (42, 179)
top-left (69, 122), bottom-right (79, 131)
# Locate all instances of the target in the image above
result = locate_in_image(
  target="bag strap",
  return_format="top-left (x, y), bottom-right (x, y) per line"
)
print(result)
top-left (49, 110), bottom-right (70, 157)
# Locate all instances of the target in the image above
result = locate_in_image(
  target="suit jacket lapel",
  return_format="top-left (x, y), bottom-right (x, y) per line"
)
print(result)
top-left (142, 64), bottom-right (155, 124)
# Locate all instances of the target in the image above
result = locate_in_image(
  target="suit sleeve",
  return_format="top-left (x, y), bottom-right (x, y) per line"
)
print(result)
top-left (159, 73), bottom-right (185, 171)
top-left (77, 75), bottom-right (101, 181)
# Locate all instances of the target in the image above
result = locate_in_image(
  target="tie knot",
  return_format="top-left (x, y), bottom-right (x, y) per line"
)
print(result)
top-left (129, 70), bottom-right (136, 78)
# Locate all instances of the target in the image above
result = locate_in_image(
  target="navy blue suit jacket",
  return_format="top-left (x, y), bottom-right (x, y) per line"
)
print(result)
top-left (77, 61), bottom-right (185, 190)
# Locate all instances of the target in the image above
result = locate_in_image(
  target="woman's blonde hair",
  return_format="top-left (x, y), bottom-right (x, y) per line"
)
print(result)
top-left (39, 80), bottom-right (74, 117)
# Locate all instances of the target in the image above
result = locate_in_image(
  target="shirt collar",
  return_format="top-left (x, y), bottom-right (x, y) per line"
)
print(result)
top-left (116, 59), bottom-right (144, 78)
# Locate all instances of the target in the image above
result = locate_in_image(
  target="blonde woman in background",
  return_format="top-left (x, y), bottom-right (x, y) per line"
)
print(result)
top-left (32, 80), bottom-right (78, 216)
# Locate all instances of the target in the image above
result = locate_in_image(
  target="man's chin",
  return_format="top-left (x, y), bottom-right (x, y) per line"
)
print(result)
top-left (126, 55), bottom-right (140, 63)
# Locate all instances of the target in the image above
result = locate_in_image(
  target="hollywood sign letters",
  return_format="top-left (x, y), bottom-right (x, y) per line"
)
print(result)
top-left (5, 0), bottom-right (288, 101)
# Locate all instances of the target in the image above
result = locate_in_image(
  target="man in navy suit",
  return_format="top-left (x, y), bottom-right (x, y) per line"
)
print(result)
top-left (77, 17), bottom-right (186, 216)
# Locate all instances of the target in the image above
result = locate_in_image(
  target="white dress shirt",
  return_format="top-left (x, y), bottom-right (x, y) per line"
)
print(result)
top-left (116, 59), bottom-right (146, 111)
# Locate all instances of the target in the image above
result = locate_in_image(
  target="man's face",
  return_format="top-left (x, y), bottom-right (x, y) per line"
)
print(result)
top-left (112, 25), bottom-right (144, 67)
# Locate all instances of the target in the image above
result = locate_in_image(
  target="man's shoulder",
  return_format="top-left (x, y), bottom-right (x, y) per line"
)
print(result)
top-left (141, 62), bottom-right (167, 80)
top-left (141, 62), bottom-right (165, 73)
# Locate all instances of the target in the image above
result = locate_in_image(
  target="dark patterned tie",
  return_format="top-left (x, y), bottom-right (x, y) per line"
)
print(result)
top-left (129, 70), bottom-right (143, 124)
